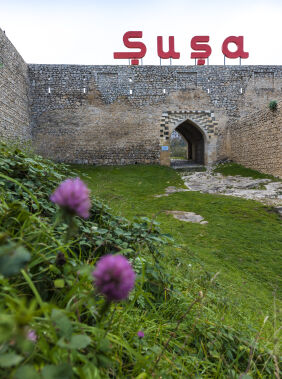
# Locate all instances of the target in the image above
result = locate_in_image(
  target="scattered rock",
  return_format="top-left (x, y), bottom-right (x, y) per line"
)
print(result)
top-left (154, 172), bottom-right (282, 207)
top-left (165, 210), bottom-right (208, 224)
top-left (181, 172), bottom-right (282, 206)
top-left (154, 186), bottom-right (188, 198)
top-left (274, 207), bottom-right (282, 216)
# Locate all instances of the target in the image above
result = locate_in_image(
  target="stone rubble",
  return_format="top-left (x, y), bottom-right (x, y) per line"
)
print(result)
top-left (165, 210), bottom-right (208, 224)
top-left (181, 172), bottom-right (282, 207)
top-left (154, 186), bottom-right (189, 197)
top-left (155, 171), bottom-right (282, 219)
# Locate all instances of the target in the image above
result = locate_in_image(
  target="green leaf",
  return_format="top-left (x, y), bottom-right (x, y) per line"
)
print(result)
top-left (135, 374), bottom-right (148, 379)
top-left (150, 345), bottom-right (162, 354)
top-left (51, 309), bottom-right (72, 339)
top-left (97, 354), bottom-right (112, 368)
top-left (0, 244), bottom-right (30, 277)
top-left (41, 364), bottom-right (73, 379)
top-left (54, 279), bottom-right (65, 288)
top-left (98, 338), bottom-right (111, 353)
top-left (69, 334), bottom-right (91, 349)
top-left (14, 365), bottom-right (39, 379)
top-left (58, 335), bottom-right (91, 350)
top-left (0, 352), bottom-right (23, 367)
top-left (0, 314), bottom-right (15, 343)
top-left (74, 363), bottom-right (100, 379)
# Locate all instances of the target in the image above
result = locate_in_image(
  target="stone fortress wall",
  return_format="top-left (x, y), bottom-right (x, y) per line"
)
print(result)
top-left (0, 28), bottom-right (30, 141)
top-left (0, 28), bottom-right (281, 176)
top-left (28, 64), bottom-right (282, 176)
top-left (229, 101), bottom-right (282, 177)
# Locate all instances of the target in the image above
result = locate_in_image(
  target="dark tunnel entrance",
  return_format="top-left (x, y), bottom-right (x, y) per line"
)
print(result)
top-left (170, 120), bottom-right (205, 165)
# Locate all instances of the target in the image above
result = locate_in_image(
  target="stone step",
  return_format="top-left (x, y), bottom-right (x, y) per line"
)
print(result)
top-left (170, 160), bottom-right (206, 171)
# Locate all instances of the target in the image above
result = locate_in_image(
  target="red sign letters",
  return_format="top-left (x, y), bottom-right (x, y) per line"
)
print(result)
top-left (190, 36), bottom-right (212, 65)
top-left (157, 36), bottom-right (180, 60)
top-left (114, 32), bottom-right (249, 65)
top-left (221, 36), bottom-right (249, 59)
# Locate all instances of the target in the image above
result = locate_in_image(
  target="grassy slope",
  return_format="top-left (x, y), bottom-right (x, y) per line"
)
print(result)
top-left (72, 164), bottom-right (282, 337)
top-left (1, 141), bottom-right (280, 377)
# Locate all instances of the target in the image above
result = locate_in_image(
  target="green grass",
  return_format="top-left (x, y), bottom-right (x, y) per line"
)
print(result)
top-left (1, 141), bottom-right (281, 377)
top-left (72, 164), bottom-right (282, 332)
top-left (214, 162), bottom-right (281, 181)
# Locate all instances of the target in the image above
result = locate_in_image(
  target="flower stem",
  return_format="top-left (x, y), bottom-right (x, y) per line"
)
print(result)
top-left (104, 304), bottom-right (117, 337)
top-left (97, 300), bottom-right (111, 323)
top-left (21, 269), bottom-right (47, 317)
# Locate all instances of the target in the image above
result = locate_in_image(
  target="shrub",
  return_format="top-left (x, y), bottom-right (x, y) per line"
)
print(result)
top-left (269, 100), bottom-right (278, 111)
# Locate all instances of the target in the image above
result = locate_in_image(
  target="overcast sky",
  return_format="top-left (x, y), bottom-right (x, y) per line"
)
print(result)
top-left (0, 0), bottom-right (281, 66)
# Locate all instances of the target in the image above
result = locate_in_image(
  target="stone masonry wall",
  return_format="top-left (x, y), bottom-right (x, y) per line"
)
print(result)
top-left (229, 102), bottom-right (282, 178)
top-left (28, 64), bottom-right (282, 166)
top-left (0, 26), bottom-right (281, 171)
top-left (0, 28), bottom-right (30, 141)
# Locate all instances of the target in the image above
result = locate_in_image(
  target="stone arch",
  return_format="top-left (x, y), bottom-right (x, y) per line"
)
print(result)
top-left (159, 110), bottom-right (218, 166)
top-left (173, 119), bottom-right (207, 164)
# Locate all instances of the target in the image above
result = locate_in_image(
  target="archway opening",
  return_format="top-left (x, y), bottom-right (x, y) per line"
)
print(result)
top-left (170, 130), bottom-right (188, 160)
top-left (170, 120), bottom-right (205, 165)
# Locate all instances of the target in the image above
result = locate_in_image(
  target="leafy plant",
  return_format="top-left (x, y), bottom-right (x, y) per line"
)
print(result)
top-left (269, 100), bottom-right (278, 111)
top-left (0, 243), bottom-right (30, 277)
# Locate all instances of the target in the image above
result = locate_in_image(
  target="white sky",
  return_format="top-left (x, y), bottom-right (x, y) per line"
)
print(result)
top-left (0, 0), bottom-right (281, 65)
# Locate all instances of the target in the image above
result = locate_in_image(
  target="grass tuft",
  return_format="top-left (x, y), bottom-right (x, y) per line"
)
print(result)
top-left (214, 162), bottom-right (281, 181)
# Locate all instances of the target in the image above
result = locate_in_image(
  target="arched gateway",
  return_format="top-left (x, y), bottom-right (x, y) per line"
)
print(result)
top-left (159, 110), bottom-right (218, 166)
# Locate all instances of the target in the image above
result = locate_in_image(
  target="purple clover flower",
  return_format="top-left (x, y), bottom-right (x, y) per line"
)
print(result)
top-left (93, 255), bottom-right (135, 301)
top-left (50, 178), bottom-right (91, 219)
top-left (137, 331), bottom-right (144, 339)
top-left (27, 329), bottom-right (37, 342)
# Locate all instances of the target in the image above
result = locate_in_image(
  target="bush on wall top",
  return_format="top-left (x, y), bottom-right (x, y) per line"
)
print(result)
top-left (268, 100), bottom-right (278, 111)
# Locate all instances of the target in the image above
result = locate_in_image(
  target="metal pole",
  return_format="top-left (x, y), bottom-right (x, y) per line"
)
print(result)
top-left (195, 58), bottom-right (196, 66)
top-left (128, 59), bottom-right (130, 65)
top-left (160, 58), bottom-right (161, 66)
top-left (239, 57), bottom-right (241, 66)
top-left (224, 55), bottom-right (226, 66)
top-left (170, 58), bottom-right (172, 66)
